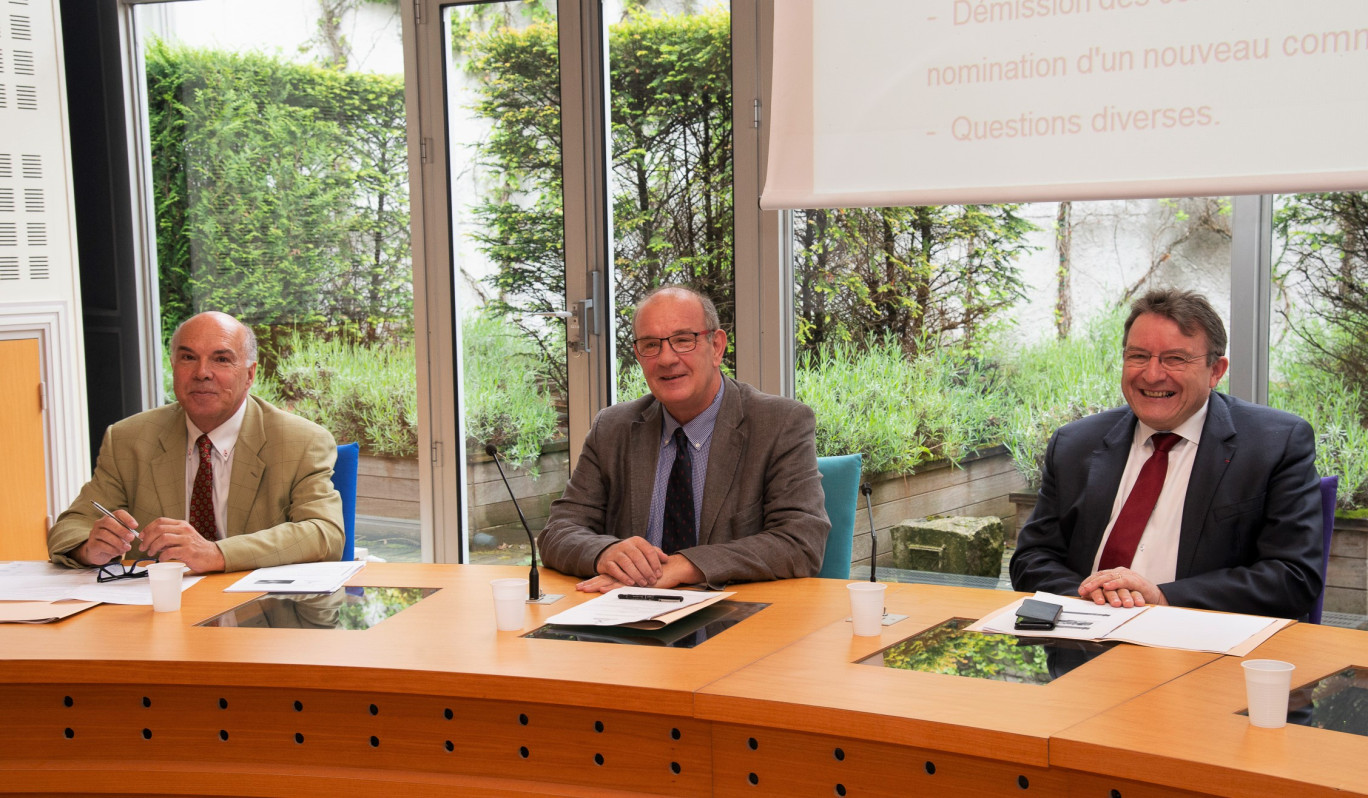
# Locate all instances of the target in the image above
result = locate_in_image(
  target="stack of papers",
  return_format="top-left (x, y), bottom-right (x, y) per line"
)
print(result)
top-left (546, 587), bottom-right (733, 630)
top-left (225, 561), bottom-right (364, 594)
top-left (970, 591), bottom-right (1291, 656)
top-left (0, 560), bottom-right (203, 616)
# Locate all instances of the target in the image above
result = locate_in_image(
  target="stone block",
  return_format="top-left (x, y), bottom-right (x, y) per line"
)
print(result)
top-left (890, 516), bottom-right (1005, 577)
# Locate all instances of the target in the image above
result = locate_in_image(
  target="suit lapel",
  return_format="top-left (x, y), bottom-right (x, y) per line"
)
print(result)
top-left (227, 398), bottom-right (266, 535)
top-left (1077, 411), bottom-right (1137, 558)
top-left (153, 408), bottom-right (190, 518)
top-left (1177, 393), bottom-right (1236, 578)
top-left (629, 401), bottom-right (663, 537)
top-left (698, 379), bottom-right (743, 545)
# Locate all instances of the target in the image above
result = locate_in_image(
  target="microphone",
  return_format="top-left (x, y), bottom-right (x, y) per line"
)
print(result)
top-left (485, 443), bottom-right (542, 601)
top-left (860, 483), bottom-right (877, 582)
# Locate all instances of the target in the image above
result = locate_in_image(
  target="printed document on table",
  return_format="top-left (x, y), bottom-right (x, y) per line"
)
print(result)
top-left (970, 591), bottom-right (1290, 654)
top-left (546, 587), bottom-right (733, 628)
top-left (973, 591), bottom-right (1145, 640)
top-left (0, 560), bottom-right (202, 606)
top-left (224, 561), bottom-right (364, 594)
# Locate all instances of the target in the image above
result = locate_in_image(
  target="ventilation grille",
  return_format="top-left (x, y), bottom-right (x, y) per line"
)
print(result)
top-left (2, 2), bottom-right (61, 288)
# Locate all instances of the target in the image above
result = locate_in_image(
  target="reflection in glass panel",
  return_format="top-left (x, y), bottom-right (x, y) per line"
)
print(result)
top-left (442, 4), bottom-right (569, 565)
top-left (134, 1), bottom-right (420, 562)
top-left (1285, 666), bottom-right (1368, 737)
top-left (857, 618), bottom-right (1114, 685)
top-left (524, 600), bottom-right (767, 648)
top-left (609, 1), bottom-right (735, 399)
top-left (197, 586), bottom-right (438, 630)
top-left (1270, 192), bottom-right (1368, 517)
top-left (791, 199), bottom-right (1232, 577)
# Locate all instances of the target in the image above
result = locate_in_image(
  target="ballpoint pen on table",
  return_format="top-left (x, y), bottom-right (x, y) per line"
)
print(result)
top-left (618, 594), bottom-right (684, 602)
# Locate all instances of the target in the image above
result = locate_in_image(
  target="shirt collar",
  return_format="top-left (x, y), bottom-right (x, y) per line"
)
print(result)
top-left (187, 398), bottom-right (248, 459)
top-left (661, 378), bottom-right (726, 449)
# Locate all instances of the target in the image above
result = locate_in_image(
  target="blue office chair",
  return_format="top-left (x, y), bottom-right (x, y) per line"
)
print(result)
top-left (333, 442), bottom-right (360, 562)
top-left (816, 454), bottom-right (862, 579)
top-left (1309, 475), bottom-right (1338, 625)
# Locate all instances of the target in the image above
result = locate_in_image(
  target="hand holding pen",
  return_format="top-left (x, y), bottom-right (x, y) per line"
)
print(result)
top-left (77, 501), bottom-right (142, 566)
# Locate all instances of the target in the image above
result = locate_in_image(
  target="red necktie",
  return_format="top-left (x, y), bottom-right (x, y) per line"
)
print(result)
top-left (661, 428), bottom-right (696, 555)
top-left (188, 434), bottom-right (219, 542)
top-left (1098, 432), bottom-right (1180, 570)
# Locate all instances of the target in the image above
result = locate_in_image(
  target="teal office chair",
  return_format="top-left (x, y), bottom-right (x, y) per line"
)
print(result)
top-left (815, 454), bottom-right (862, 579)
top-left (333, 442), bottom-right (360, 562)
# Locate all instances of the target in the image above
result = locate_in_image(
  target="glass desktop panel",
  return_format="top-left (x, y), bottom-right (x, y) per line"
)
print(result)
top-left (524, 600), bottom-right (768, 649)
top-left (196, 586), bottom-right (438, 630)
top-left (857, 617), bottom-right (1115, 684)
top-left (1277, 666), bottom-right (1368, 737)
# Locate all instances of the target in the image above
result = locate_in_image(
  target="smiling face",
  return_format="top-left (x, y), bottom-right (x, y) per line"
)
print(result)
top-left (633, 290), bottom-right (726, 425)
top-left (1121, 312), bottom-right (1228, 431)
top-left (171, 312), bottom-right (257, 433)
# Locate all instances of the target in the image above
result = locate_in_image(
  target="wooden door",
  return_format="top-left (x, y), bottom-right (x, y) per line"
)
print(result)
top-left (0, 338), bottom-right (49, 560)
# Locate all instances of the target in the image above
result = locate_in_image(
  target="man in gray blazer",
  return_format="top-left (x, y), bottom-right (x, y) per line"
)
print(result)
top-left (540, 286), bottom-right (830, 592)
top-left (1010, 289), bottom-right (1322, 618)
top-left (48, 312), bottom-right (343, 573)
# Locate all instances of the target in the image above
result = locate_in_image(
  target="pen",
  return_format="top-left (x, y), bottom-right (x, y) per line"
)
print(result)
top-left (1061, 610), bottom-right (1110, 617)
top-left (92, 501), bottom-right (140, 538)
top-left (618, 593), bottom-right (684, 602)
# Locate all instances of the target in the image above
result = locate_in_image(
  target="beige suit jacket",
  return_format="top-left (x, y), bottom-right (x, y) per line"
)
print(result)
top-left (48, 395), bottom-right (344, 572)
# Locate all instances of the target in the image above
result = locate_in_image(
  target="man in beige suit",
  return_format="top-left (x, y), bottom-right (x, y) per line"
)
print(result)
top-left (48, 312), bottom-right (343, 573)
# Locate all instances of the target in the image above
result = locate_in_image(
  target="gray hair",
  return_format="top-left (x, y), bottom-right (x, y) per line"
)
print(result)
top-left (1123, 288), bottom-right (1227, 362)
top-left (633, 285), bottom-right (721, 336)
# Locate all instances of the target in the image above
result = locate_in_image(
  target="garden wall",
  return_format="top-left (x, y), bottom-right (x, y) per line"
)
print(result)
top-left (853, 448), bottom-right (1029, 573)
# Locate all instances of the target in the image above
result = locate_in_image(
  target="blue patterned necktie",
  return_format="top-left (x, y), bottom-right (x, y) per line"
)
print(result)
top-left (662, 428), bottom-right (695, 555)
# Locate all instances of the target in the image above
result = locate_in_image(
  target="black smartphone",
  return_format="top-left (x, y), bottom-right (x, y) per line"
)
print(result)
top-left (1014, 598), bottom-right (1063, 631)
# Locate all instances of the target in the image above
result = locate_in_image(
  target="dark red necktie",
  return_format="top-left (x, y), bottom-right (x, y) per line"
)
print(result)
top-left (188, 434), bottom-right (219, 542)
top-left (661, 428), bottom-right (695, 555)
top-left (1098, 432), bottom-right (1180, 570)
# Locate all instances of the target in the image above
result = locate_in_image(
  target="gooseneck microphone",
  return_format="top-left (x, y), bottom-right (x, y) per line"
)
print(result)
top-left (485, 443), bottom-right (542, 601)
top-left (860, 483), bottom-right (877, 582)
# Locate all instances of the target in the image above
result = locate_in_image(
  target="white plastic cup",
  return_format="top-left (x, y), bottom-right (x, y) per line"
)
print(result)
top-left (147, 562), bottom-right (186, 612)
top-left (353, 546), bottom-right (369, 562)
top-left (847, 582), bottom-right (887, 636)
top-left (490, 578), bottom-right (530, 632)
top-left (1242, 659), bottom-right (1295, 728)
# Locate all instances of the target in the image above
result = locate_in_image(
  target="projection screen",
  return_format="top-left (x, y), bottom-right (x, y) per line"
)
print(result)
top-left (761, 0), bottom-right (1368, 209)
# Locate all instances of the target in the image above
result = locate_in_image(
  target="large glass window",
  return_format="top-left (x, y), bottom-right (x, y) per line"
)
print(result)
top-left (608, 2), bottom-right (735, 398)
top-left (132, 0), bottom-right (420, 561)
top-left (1271, 192), bottom-right (1368, 515)
top-left (790, 198), bottom-right (1233, 577)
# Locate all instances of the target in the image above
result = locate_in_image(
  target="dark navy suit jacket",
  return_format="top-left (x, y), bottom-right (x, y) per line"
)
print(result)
top-left (1010, 392), bottom-right (1323, 618)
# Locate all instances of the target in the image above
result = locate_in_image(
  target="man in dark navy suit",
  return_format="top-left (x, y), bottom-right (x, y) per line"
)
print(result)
top-left (1011, 288), bottom-right (1322, 618)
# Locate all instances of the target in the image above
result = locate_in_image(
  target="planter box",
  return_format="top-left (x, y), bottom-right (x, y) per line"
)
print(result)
top-left (852, 447), bottom-right (1029, 573)
top-left (1007, 493), bottom-right (1368, 617)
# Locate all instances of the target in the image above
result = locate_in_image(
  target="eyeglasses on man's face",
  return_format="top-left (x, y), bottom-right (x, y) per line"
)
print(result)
top-left (1122, 349), bottom-right (1214, 371)
top-left (632, 329), bottom-right (716, 358)
top-left (97, 559), bottom-right (157, 583)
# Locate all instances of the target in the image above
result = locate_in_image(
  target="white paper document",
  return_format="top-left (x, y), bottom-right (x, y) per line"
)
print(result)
top-left (545, 587), bottom-right (733, 628)
top-left (0, 560), bottom-right (202, 606)
top-left (224, 561), bottom-right (364, 594)
top-left (971, 591), bottom-right (1289, 655)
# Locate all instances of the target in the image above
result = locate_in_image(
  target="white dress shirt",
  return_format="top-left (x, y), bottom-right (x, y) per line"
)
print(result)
top-left (1091, 397), bottom-right (1211, 583)
top-left (184, 400), bottom-right (248, 540)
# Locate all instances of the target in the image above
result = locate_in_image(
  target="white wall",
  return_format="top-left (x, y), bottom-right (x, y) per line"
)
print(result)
top-left (0, 0), bottom-right (91, 521)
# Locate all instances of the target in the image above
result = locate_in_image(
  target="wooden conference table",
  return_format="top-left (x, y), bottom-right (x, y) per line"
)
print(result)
top-left (0, 563), bottom-right (1363, 797)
